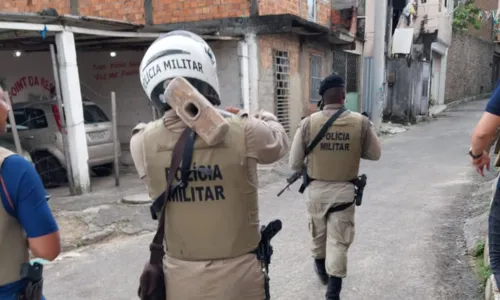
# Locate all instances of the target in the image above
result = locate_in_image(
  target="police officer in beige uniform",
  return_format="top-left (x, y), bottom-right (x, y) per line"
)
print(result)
top-left (289, 74), bottom-right (381, 300)
top-left (130, 30), bottom-right (289, 300)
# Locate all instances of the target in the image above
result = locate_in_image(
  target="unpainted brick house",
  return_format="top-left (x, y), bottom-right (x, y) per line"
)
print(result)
top-left (1, 0), bottom-right (365, 136)
top-left (0, 0), bottom-right (365, 193)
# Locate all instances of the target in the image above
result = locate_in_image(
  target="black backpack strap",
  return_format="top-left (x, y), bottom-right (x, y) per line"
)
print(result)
top-left (304, 107), bottom-right (346, 156)
top-left (175, 129), bottom-right (197, 189)
top-left (149, 129), bottom-right (197, 220)
top-left (149, 127), bottom-right (193, 264)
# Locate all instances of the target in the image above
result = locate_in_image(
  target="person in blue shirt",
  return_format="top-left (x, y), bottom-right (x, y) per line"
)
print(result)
top-left (471, 79), bottom-right (500, 290)
top-left (0, 89), bottom-right (60, 300)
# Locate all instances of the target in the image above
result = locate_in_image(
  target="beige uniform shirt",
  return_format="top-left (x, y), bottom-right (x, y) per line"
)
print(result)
top-left (289, 104), bottom-right (381, 204)
top-left (130, 109), bottom-right (290, 185)
top-left (129, 108), bottom-right (289, 299)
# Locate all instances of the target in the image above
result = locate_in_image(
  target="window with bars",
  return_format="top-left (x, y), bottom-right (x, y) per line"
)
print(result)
top-left (273, 50), bottom-right (291, 134)
top-left (332, 50), bottom-right (359, 93)
top-left (310, 55), bottom-right (323, 103)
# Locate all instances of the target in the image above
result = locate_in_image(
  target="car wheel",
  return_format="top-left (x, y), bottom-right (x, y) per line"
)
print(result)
top-left (32, 151), bottom-right (67, 188)
top-left (92, 163), bottom-right (114, 177)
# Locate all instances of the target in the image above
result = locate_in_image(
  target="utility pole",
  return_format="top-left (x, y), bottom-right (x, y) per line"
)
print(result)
top-left (370, 0), bottom-right (388, 133)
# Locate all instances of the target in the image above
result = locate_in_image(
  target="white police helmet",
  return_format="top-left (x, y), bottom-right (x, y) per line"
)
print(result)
top-left (139, 30), bottom-right (220, 114)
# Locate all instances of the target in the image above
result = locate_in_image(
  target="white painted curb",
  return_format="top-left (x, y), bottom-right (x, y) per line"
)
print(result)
top-left (485, 179), bottom-right (498, 300)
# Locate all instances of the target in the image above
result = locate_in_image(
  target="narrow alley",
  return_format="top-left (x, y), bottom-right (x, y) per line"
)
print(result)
top-left (43, 100), bottom-right (488, 300)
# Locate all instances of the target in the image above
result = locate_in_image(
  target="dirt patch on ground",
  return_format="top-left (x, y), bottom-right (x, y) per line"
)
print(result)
top-left (55, 214), bottom-right (89, 251)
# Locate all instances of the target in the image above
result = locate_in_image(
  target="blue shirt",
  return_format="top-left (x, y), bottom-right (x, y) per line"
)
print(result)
top-left (486, 79), bottom-right (500, 116)
top-left (0, 155), bottom-right (58, 298)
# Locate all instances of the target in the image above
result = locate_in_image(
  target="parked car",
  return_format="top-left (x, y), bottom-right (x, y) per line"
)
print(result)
top-left (0, 138), bottom-right (33, 165)
top-left (0, 138), bottom-right (50, 201)
top-left (0, 99), bottom-right (120, 188)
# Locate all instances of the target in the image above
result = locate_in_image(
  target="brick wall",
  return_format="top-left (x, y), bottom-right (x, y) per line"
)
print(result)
top-left (0, 0), bottom-right (249, 24)
top-left (258, 33), bottom-right (333, 136)
top-left (0, 0), bottom-right (340, 28)
top-left (259, 0), bottom-right (300, 16)
top-left (445, 31), bottom-right (494, 103)
top-left (258, 34), bottom-right (302, 135)
top-left (79, 0), bottom-right (145, 23)
top-left (317, 0), bottom-right (331, 28)
top-left (153, 0), bottom-right (250, 24)
top-left (259, 0), bottom-right (331, 28)
top-left (0, 0), bottom-right (70, 14)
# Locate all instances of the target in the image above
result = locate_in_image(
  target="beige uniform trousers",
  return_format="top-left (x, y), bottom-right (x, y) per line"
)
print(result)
top-left (307, 180), bottom-right (356, 278)
top-left (164, 252), bottom-right (265, 300)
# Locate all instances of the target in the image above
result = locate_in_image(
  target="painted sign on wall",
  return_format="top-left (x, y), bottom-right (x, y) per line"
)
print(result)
top-left (9, 76), bottom-right (55, 101)
top-left (10, 76), bottom-right (54, 96)
top-left (91, 61), bottom-right (140, 81)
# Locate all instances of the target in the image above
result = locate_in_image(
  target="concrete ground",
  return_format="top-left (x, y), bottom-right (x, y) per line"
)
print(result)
top-left (43, 100), bottom-right (491, 300)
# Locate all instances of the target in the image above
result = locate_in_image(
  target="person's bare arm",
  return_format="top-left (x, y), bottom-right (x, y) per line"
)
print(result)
top-left (361, 117), bottom-right (381, 161)
top-left (28, 233), bottom-right (61, 261)
top-left (241, 109), bottom-right (290, 164)
top-left (4, 156), bottom-right (61, 261)
top-left (471, 112), bottom-right (500, 154)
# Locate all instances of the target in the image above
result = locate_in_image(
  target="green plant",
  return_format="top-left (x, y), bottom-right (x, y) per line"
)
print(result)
top-left (474, 240), bottom-right (492, 290)
top-left (453, 0), bottom-right (482, 32)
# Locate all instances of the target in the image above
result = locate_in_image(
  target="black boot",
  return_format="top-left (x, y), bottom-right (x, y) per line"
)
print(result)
top-left (313, 259), bottom-right (328, 285)
top-left (325, 276), bottom-right (342, 300)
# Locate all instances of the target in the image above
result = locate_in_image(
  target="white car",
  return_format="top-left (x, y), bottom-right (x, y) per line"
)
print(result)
top-left (0, 138), bottom-right (33, 164)
top-left (1, 99), bottom-right (120, 188)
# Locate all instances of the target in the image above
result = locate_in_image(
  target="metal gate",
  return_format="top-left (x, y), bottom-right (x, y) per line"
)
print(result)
top-left (273, 50), bottom-right (291, 134)
top-left (420, 61), bottom-right (430, 115)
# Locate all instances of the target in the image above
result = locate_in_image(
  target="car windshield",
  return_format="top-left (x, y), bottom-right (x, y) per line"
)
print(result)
top-left (82, 104), bottom-right (109, 124)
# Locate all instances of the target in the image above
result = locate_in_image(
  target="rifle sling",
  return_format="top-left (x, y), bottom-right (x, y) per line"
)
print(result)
top-left (304, 107), bottom-right (346, 157)
top-left (149, 127), bottom-right (196, 265)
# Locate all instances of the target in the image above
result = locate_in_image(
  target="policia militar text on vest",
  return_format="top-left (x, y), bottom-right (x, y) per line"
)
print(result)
top-left (146, 119), bottom-right (282, 300)
top-left (278, 107), bottom-right (368, 213)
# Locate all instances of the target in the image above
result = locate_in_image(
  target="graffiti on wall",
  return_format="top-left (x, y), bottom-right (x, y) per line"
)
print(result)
top-left (9, 76), bottom-right (55, 101)
top-left (92, 61), bottom-right (140, 81)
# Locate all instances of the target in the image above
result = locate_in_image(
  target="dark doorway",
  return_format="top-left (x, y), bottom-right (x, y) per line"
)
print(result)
top-left (392, 0), bottom-right (408, 35)
top-left (493, 55), bottom-right (500, 89)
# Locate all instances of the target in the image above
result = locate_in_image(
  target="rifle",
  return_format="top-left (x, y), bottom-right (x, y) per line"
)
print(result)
top-left (277, 171), bottom-right (302, 197)
top-left (255, 219), bottom-right (282, 300)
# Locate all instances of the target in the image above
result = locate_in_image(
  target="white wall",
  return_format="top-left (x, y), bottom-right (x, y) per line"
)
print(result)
top-left (413, 0), bottom-right (453, 45)
top-left (0, 40), bottom-right (241, 144)
top-left (363, 0), bottom-right (375, 57)
top-left (364, 0), bottom-right (453, 57)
